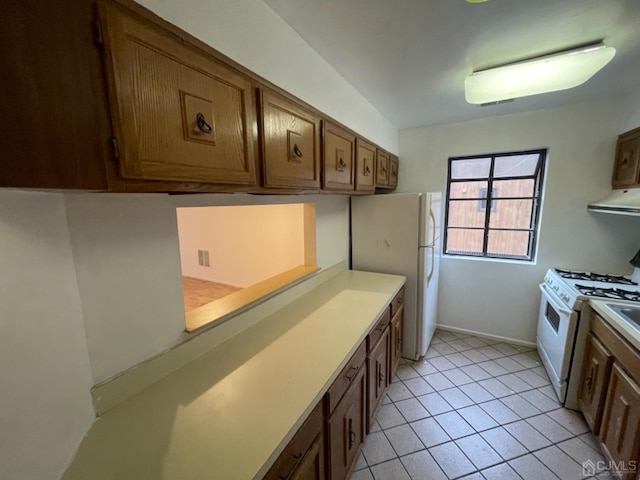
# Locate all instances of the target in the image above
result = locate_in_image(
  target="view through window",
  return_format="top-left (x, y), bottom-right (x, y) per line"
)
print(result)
top-left (444, 150), bottom-right (546, 261)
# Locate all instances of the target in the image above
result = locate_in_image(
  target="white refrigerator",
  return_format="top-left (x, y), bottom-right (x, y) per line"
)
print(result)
top-left (351, 193), bottom-right (442, 360)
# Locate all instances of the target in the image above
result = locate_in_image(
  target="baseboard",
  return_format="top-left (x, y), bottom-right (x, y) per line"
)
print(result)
top-left (435, 324), bottom-right (537, 348)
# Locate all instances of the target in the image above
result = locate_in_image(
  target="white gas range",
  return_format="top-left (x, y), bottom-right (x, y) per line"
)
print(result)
top-left (537, 268), bottom-right (640, 410)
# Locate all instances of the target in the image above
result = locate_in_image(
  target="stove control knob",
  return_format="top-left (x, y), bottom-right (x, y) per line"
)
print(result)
top-left (553, 285), bottom-right (559, 291)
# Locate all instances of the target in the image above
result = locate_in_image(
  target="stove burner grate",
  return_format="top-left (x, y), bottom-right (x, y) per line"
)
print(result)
top-left (555, 269), bottom-right (637, 285)
top-left (575, 284), bottom-right (640, 302)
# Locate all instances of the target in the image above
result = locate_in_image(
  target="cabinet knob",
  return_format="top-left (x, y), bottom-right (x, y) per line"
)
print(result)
top-left (338, 157), bottom-right (347, 171)
top-left (378, 371), bottom-right (385, 387)
top-left (364, 165), bottom-right (371, 176)
top-left (345, 365), bottom-right (359, 381)
top-left (195, 112), bottom-right (213, 134)
top-left (382, 165), bottom-right (387, 174)
top-left (348, 418), bottom-right (356, 449)
top-left (292, 143), bottom-right (303, 158)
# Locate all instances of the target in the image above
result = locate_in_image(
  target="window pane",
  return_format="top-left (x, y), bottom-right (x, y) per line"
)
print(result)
top-left (489, 199), bottom-right (533, 229)
top-left (449, 181), bottom-right (488, 199)
top-left (494, 154), bottom-right (540, 178)
top-left (446, 229), bottom-right (484, 255)
top-left (451, 158), bottom-right (491, 179)
top-left (487, 230), bottom-right (530, 258)
top-left (493, 179), bottom-right (535, 198)
top-left (447, 200), bottom-right (486, 228)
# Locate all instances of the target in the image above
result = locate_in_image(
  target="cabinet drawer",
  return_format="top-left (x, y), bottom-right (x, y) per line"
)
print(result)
top-left (259, 89), bottom-right (321, 189)
top-left (264, 400), bottom-right (324, 480)
top-left (326, 341), bottom-right (367, 414)
top-left (355, 138), bottom-right (376, 193)
top-left (100, 3), bottom-right (257, 185)
top-left (323, 121), bottom-right (355, 191)
top-left (391, 287), bottom-right (405, 317)
top-left (367, 308), bottom-right (391, 352)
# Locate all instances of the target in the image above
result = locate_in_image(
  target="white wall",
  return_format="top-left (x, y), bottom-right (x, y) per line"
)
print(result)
top-left (65, 193), bottom-right (349, 384)
top-left (176, 204), bottom-right (306, 287)
top-left (136, 0), bottom-right (398, 153)
top-left (399, 98), bottom-right (640, 343)
top-left (0, 190), bottom-right (94, 480)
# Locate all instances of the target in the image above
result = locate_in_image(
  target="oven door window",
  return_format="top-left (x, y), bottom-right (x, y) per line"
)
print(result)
top-left (545, 302), bottom-right (561, 333)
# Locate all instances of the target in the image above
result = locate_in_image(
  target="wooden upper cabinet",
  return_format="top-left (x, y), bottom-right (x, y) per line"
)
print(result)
top-left (259, 89), bottom-right (321, 189)
top-left (99, 2), bottom-right (257, 185)
top-left (612, 128), bottom-right (640, 188)
top-left (376, 149), bottom-right (390, 187)
top-left (322, 121), bottom-right (355, 192)
top-left (389, 155), bottom-right (399, 189)
top-left (355, 139), bottom-right (376, 193)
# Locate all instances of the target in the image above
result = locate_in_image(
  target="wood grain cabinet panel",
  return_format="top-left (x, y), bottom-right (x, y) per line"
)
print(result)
top-left (389, 305), bottom-right (404, 380)
top-left (389, 155), bottom-right (399, 189)
top-left (367, 327), bottom-right (390, 430)
top-left (355, 138), bottom-right (376, 193)
top-left (599, 363), bottom-right (640, 480)
top-left (578, 333), bottom-right (613, 434)
top-left (259, 89), bottom-right (321, 189)
top-left (99, 3), bottom-right (257, 185)
top-left (612, 132), bottom-right (640, 188)
top-left (376, 149), bottom-right (390, 187)
top-left (322, 121), bottom-right (355, 192)
top-left (327, 364), bottom-right (366, 480)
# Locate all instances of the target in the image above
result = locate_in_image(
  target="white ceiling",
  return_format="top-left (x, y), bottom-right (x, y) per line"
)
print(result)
top-left (263, 0), bottom-right (640, 130)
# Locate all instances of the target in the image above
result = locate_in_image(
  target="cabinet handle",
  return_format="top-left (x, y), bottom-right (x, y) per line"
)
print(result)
top-left (364, 165), bottom-right (371, 176)
top-left (378, 371), bottom-right (385, 387)
top-left (392, 167), bottom-right (397, 176)
top-left (195, 112), bottom-right (213, 134)
top-left (397, 335), bottom-right (402, 350)
top-left (338, 158), bottom-right (347, 170)
top-left (345, 365), bottom-right (359, 381)
top-left (293, 144), bottom-right (303, 158)
top-left (277, 452), bottom-right (303, 480)
top-left (348, 418), bottom-right (356, 449)
top-left (382, 165), bottom-right (387, 174)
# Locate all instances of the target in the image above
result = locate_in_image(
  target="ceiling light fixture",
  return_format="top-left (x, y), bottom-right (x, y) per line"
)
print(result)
top-left (464, 43), bottom-right (616, 105)
top-left (466, 0), bottom-right (489, 3)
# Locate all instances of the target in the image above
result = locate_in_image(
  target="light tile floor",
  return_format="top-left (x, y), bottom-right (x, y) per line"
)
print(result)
top-left (350, 329), bottom-right (612, 480)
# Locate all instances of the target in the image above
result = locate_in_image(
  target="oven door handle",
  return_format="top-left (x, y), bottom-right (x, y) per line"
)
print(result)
top-left (538, 284), bottom-right (572, 316)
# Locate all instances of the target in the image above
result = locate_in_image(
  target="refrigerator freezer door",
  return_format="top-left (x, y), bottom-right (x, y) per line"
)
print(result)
top-left (420, 245), bottom-right (439, 357)
top-left (422, 192), bottom-right (442, 248)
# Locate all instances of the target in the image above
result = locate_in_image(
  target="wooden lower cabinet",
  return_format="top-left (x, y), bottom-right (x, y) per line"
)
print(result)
top-left (390, 305), bottom-right (404, 380)
top-left (599, 363), bottom-right (640, 480)
top-left (578, 333), bottom-right (613, 434)
top-left (367, 327), bottom-right (390, 429)
top-left (327, 364), bottom-right (367, 480)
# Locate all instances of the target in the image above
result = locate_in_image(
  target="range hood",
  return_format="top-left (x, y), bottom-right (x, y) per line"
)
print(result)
top-left (588, 188), bottom-right (640, 215)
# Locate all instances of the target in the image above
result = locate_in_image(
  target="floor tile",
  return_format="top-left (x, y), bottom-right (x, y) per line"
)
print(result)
top-left (477, 345), bottom-right (505, 360)
top-left (370, 458), bottom-right (410, 480)
top-left (443, 367), bottom-right (475, 386)
top-left (480, 427), bottom-right (528, 460)
top-left (381, 393), bottom-right (392, 405)
top-left (556, 437), bottom-right (605, 466)
top-left (578, 432), bottom-right (602, 452)
top-left (362, 431), bottom-right (397, 466)
top-left (494, 357), bottom-right (528, 373)
top-left (533, 445), bottom-right (584, 480)
top-left (412, 359), bottom-right (439, 376)
top-left (417, 392), bottom-right (454, 416)
top-left (447, 352), bottom-right (475, 367)
top-left (537, 385), bottom-right (559, 401)
top-left (436, 330), bottom-right (458, 341)
top-left (403, 376), bottom-right (434, 396)
top-left (431, 335), bottom-right (445, 345)
top-left (526, 414), bottom-right (573, 443)
top-left (448, 339), bottom-right (475, 352)
top-left (511, 352), bottom-right (541, 369)
top-left (394, 397), bottom-right (430, 422)
top-left (457, 404), bottom-right (499, 432)
top-left (429, 441), bottom-right (476, 479)
top-left (479, 399), bottom-right (520, 425)
top-left (522, 389), bottom-right (561, 413)
top-left (464, 336), bottom-right (490, 348)
top-left (503, 420), bottom-right (552, 452)
top-left (459, 473), bottom-right (484, 480)
top-left (370, 420), bottom-right (381, 433)
top-left (386, 381), bottom-right (414, 402)
top-left (384, 424), bottom-right (424, 456)
top-left (498, 374), bottom-right (533, 394)
top-left (499, 394), bottom-right (541, 419)
top-left (508, 453), bottom-right (558, 480)
top-left (400, 449), bottom-right (448, 480)
top-left (440, 387), bottom-right (475, 409)
top-left (349, 468), bottom-right (374, 480)
top-left (460, 382), bottom-right (495, 403)
top-left (425, 348), bottom-right (442, 359)
top-left (433, 342), bottom-right (458, 356)
top-left (433, 410), bottom-right (475, 439)
top-left (480, 462), bottom-right (522, 479)
top-left (460, 364), bottom-right (493, 381)
top-left (546, 407), bottom-right (590, 435)
top-left (493, 343), bottom-right (522, 356)
top-left (354, 452), bottom-right (367, 471)
top-left (395, 364), bottom-right (420, 380)
top-left (376, 403), bottom-right (407, 430)
top-left (514, 369), bottom-right (550, 388)
top-left (456, 433), bottom-right (503, 470)
top-left (424, 371), bottom-right (455, 390)
top-left (428, 356), bottom-right (457, 372)
top-left (478, 360), bottom-right (510, 377)
top-left (478, 378), bottom-right (517, 398)
top-left (410, 417), bottom-right (450, 448)
top-left (462, 349), bottom-right (490, 364)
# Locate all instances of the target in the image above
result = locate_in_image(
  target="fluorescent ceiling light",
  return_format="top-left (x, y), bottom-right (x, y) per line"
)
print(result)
top-left (465, 43), bottom-right (616, 105)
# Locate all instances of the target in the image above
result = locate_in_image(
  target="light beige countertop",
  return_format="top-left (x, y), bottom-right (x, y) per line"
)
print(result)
top-left (590, 299), bottom-right (640, 351)
top-left (63, 269), bottom-right (405, 480)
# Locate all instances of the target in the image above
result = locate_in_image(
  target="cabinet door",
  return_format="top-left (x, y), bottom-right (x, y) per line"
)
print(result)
top-left (367, 328), bottom-right (390, 429)
top-left (99, 3), bottom-right (257, 185)
top-left (612, 134), bottom-right (640, 188)
top-left (328, 365), bottom-right (366, 480)
top-left (389, 155), bottom-right (399, 189)
top-left (578, 333), bottom-right (613, 434)
top-left (260, 90), bottom-right (321, 189)
top-left (390, 305), bottom-right (404, 381)
top-left (322, 121), bottom-right (355, 192)
top-left (376, 149), bottom-right (390, 187)
top-left (599, 363), bottom-right (640, 480)
top-left (355, 138), bottom-right (376, 193)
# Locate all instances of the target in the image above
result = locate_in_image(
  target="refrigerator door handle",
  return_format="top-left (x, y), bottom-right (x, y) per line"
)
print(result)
top-left (429, 209), bottom-right (436, 247)
top-left (426, 246), bottom-right (435, 284)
